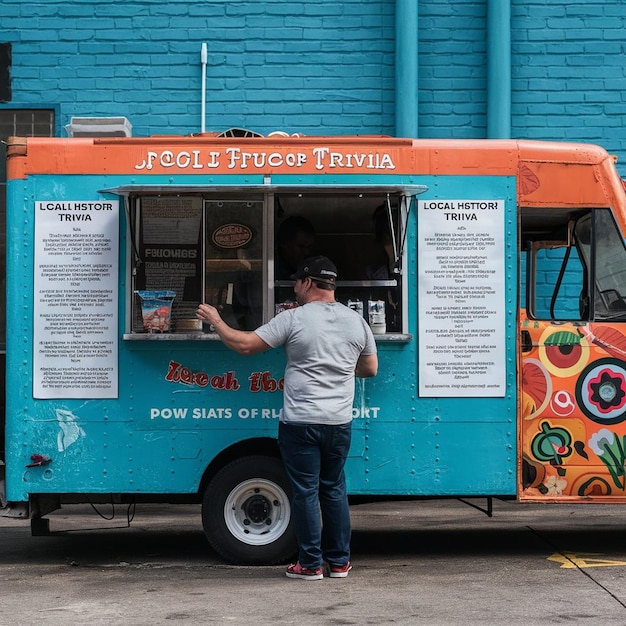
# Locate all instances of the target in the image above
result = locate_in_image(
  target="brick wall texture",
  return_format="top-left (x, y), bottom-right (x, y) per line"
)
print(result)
top-left (2, 0), bottom-right (626, 174)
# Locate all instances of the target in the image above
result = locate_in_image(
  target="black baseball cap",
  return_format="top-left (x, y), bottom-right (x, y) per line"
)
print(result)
top-left (291, 255), bottom-right (338, 283)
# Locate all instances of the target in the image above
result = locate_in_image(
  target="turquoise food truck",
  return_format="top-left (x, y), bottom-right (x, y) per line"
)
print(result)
top-left (4, 133), bottom-right (626, 564)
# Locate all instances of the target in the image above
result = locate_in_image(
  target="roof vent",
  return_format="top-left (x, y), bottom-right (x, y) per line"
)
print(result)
top-left (65, 116), bottom-right (132, 137)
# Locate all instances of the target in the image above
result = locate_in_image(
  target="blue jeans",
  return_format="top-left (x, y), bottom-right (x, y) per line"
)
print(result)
top-left (278, 421), bottom-right (352, 570)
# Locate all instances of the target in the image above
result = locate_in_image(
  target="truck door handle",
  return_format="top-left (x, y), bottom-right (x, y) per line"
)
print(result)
top-left (521, 330), bottom-right (533, 353)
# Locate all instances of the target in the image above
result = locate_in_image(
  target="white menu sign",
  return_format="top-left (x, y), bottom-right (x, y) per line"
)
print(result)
top-left (418, 199), bottom-right (506, 397)
top-left (34, 200), bottom-right (119, 399)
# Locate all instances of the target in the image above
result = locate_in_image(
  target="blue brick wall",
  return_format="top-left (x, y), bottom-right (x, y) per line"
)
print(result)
top-left (417, 1), bottom-right (626, 176)
top-left (0, 0), bottom-right (395, 138)
top-left (2, 0), bottom-right (626, 177)
top-left (520, 247), bottom-right (584, 320)
top-left (417, 1), bottom-right (488, 138)
top-left (511, 0), bottom-right (626, 177)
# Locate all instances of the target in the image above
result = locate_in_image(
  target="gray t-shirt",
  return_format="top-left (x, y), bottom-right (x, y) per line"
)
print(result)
top-left (255, 301), bottom-right (377, 425)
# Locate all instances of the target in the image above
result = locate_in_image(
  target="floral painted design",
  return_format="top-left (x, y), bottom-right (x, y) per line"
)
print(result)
top-left (520, 313), bottom-right (626, 501)
top-left (522, 358), bottom-right (552, 420)
top-left (538, 329), bottom-right (590, 378)
top-left (543, 475), bottom-right (567, 496)
top-left (576, 358), bottom-right (626, 425)
top-left (531, 421), bottom-right (572, 466)
top-left (588, 369), bottom-right (626, 413)
top-left (588, 429), bottom-right (626, 490)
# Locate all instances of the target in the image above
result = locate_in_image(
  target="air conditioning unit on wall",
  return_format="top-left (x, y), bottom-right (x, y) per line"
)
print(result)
top-left (65, 116), bottom-right (132, 137)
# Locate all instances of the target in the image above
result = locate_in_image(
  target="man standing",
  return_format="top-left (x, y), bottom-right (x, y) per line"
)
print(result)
top-left (196, 255), bottom-right (378, 580)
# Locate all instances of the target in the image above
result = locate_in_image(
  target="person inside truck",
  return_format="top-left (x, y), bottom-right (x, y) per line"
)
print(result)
top-left (363, 204), bottom-right (400, 332)
top-left (363, 204), bottom-right (396, 281)
top-left (275, 216), bottom-right (316, 280)
top-left (232, 215), bottom-right (316, 329)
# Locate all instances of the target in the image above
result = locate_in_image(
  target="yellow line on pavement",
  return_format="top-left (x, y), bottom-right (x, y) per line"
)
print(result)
top-left (548, 552), bottom-right (626, 569)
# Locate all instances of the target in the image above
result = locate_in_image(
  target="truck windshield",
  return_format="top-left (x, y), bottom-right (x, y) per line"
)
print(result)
top-left (577, 210), bottom-right (626, 320)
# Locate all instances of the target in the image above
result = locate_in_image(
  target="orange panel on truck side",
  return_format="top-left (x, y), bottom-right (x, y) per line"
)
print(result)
top-left (7, 136), bottom-right (626, 232)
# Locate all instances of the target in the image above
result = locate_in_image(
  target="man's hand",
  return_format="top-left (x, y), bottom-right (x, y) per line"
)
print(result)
top-left (196, 303), bottom-right (223, 327)
top-left (195, 303), bottom-right (270, 356)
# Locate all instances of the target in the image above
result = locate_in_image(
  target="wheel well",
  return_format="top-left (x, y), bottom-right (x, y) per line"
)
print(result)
top-left (198, 437), bottom-right (281, 496)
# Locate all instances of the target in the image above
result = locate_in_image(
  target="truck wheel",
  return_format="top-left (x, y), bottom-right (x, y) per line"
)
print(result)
top-left (202, 455), bottom-right (297, 565)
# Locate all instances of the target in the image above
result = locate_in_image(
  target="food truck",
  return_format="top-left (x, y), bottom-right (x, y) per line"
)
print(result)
top-left (3, 132), bottom-right (626, 564)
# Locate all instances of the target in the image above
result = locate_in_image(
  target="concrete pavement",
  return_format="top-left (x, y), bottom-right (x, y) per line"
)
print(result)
top-left (1, 498), bottom-right (626, 625)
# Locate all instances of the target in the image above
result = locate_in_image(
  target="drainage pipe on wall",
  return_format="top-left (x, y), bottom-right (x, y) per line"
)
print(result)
top-left (487, 0), bottom-right (511, 138)
top-left (200, 42), bottom-right (208, 134)
top-left (395, 0), bottom-right (418, 138)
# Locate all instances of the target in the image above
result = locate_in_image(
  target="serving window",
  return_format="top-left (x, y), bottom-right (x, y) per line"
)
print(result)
top-left (127, 188), bottom-right (413, 338)
top-left (204, 198), bottom-right (265, 331)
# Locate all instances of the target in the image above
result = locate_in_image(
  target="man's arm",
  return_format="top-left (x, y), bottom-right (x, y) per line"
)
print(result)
top-left (355, 353), bottom-right (378, 378)
top-left (196, 303), bottom-right (270, 355)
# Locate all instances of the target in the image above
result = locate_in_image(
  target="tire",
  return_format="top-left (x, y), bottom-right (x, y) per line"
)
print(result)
top-left (202, 455), bottom-right (297, 565)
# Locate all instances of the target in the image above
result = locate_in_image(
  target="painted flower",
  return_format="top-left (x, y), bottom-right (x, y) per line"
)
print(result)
top-left (588, 369), bottom-right (626, 413)
top-left (588, 428), bottom-right (616, 455)
top-left (588, 428), bottom-right (626, 490)
top-left (543, 475), bottom-right (567, 496)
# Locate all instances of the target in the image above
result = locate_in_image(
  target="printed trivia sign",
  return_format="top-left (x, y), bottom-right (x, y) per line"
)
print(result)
top-left (33, 200), bottom-right (119, 399)
top-left (417, 199), bottom-right (507, 397)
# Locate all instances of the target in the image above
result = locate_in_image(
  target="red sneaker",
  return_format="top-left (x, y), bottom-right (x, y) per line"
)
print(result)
top-left (286, 562), bottom-right (323, 580)
top-left (329, 561), bottom-right (352, 578)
